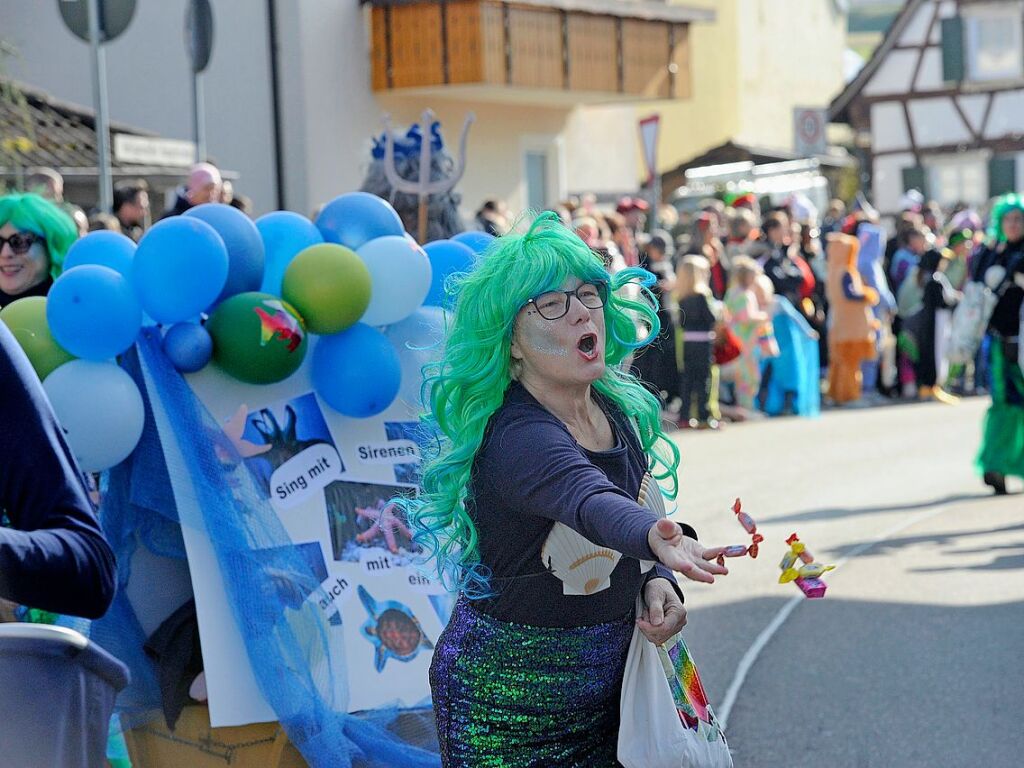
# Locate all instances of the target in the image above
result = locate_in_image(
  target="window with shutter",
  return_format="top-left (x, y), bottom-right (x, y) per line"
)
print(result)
top-left (941, 16), bottom-right (965, 82)
top-left (988, 155), bottom-right (1017, 197)
top-left (902, 166), bottom-right (928, 198)
top-left (962, 3), bottom-right (1024, 82)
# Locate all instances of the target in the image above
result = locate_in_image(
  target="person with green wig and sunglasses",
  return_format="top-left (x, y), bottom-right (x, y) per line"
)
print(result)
top-left (971, 193), bottom-right (1024, 495)
top-left (0, 192), bottom-right (78, 309)
top-left (399, 211), bottom-right (731, 766)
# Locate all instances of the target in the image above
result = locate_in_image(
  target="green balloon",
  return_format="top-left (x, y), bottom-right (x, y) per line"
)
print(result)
top-left (0, 296), bottom-right (76, 380)
top-left (207, 292), bottom-right (308, 384)
top-left (282, 243), bottom-right (372, 334)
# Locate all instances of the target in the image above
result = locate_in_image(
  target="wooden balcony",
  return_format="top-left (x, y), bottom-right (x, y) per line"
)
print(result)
top-left (366, 0), bottom-right (712, 104)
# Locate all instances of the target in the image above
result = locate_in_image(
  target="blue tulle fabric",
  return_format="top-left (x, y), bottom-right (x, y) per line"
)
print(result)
top-left (91, 329), bottom-right (441, 767)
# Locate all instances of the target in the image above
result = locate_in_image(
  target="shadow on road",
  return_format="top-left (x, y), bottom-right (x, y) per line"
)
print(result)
top-left (826, 521), bottom-right (1024, 566)
top-left (770, 491), bottom-right (995, 525)
top-left (687, 596), bottom-right (1024, 768)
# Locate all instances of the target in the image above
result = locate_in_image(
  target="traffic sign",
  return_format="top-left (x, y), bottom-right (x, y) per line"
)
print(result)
top-left (58, 0), bottom-right (136, 43)
top-left (793, 107), bottom-right (827, 157)
top-left (185, 0), bottom-right (214, 74)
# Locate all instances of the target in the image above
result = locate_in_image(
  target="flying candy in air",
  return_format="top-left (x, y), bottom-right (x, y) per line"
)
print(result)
top-left (779, 533), bottom-right (834, 598)
top-left (717, 498), bottom-right (764, 566)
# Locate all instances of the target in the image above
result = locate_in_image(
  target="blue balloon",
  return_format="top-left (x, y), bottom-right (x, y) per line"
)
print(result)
top-left (163, 322), bottom-right (214, 373)
top-left (46, 265), bottom-right (142, 360)
top-left (43, 360), bottom-right (145, 472)
top-left (312, 323), bottom-right (401, 417)
top-left (315, 192), bottom-right (404, 251)
top-left (63, 231), bottom-right (136, 277)
top-left (134, 217), bottom-right (229, 324)
top-left (256, 211), bottom-right (324, 295)
top-left (452, 231), bottom-right (495, 254)
top-left (184, 203), bottom-right (265, 304)
top-left (422, 240), bottom-right (476, 308)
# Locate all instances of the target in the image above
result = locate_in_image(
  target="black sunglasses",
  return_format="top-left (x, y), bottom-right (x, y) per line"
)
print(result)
top-left (525, 281), bottom-right (608, 320)
top-left (0, 232), bottom-right (43, 256)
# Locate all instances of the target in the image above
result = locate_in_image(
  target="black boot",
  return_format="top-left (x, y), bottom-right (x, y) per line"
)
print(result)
top-left (983, 471), bottom-right (1008, 495)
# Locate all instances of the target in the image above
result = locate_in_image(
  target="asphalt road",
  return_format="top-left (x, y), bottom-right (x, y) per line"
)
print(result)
top-left (667, 397), bottom-right (1023, 768)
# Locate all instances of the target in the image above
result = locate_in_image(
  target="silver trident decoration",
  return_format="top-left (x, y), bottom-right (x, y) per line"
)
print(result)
top-left (382, 108), bottom-right (474, 244)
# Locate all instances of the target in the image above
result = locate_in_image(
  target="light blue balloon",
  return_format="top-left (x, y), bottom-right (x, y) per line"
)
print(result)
top-left (62, 231), bottom-right (136, 277)
top-left (163, 322), bottom-right (214, 373)
top-left (422, 239), bottom-right (476, 308)
top-left (452, 231), bottom-right (495, 254)
top-left (46, 265), bottom-right (142, 360)
top-left (312, 323), bottom-right (401, 417)
top-left (43, 360), bottom-right (145, 471)
top-left (385, 306), bottom-right (448, 416)
top-left (315, 192), bottom-right (404, 251)
top-left (256, 211), bottom-right (324, 296)
top-left (133, 217), bottom-right (229, 324)
top-left (356, 235), bottom-right (432, 326)
top-left (184, 203), bottom-right (265, 304)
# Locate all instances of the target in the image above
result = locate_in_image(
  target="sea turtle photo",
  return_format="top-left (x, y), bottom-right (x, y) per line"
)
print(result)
top-left (357, 585), bottom-right (434, 672)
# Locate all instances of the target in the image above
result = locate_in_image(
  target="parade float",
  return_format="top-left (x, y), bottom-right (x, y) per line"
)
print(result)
top-left (0, 115), bottom-right (492, 768)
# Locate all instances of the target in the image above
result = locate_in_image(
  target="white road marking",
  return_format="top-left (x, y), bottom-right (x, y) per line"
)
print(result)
top-left (715, 503), bottom-right (950, 730)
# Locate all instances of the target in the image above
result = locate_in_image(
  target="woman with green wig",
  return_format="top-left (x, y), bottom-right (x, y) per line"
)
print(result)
top-left (972, 193), bottom-right (1024, 494)
top-left (0, 192), bottom-right (78, 308)
top-left (406, 211), bottom-right (729, 766)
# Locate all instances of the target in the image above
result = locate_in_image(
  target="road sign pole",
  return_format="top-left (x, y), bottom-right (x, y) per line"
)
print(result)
top-left (86, 0), bottom-right (113, 211)
top-left (191, 70), bottom-right (206, 163)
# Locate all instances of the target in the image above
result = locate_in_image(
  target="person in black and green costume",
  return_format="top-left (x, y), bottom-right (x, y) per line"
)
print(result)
top-left (972, 194), bottom-right (1024, 495)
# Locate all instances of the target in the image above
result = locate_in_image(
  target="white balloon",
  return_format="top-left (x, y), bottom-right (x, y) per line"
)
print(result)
top-left (43, 360), bottom-right (145, 472)
top-left (356, 236), bottom-right (432, 327)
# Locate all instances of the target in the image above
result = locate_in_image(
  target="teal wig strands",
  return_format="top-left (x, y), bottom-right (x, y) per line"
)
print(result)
top-left (0, 192), bottom-right (78, 278)
top-left (400, 210), bottom-right (681, 596)
top-left (988, 192), bottom-right (1024, 243)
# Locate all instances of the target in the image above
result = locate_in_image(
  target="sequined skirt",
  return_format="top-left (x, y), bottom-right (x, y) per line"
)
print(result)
top-left (430, 597), bottom-right (633, 768)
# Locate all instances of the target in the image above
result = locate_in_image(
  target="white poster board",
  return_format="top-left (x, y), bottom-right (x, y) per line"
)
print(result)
top-left (144, 315), bottom-right (449, 727)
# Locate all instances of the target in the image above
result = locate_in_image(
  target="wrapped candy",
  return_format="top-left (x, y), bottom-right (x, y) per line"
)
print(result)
top-left (716, 498), bottom-right (763, 565)
top-left (778, 561), bottom-right (836, 584)
top-left (779, 533), bottom-right (833, 598)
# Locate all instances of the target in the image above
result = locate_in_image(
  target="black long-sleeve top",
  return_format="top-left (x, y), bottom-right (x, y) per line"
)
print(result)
top-left (468, 382), bottom-right (690, 627)
top-left (0, 322), bottom-right (116, 619)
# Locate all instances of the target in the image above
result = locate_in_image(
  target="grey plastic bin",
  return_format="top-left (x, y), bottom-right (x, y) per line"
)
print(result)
top-left (0, 623), bottom-right (130, 768)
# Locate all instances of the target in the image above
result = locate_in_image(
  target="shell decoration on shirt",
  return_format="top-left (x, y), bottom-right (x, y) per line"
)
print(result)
top-left (540, 472), bottom-right (667, 595)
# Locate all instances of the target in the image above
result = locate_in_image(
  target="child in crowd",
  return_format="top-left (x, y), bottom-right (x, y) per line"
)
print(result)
top-left (676, 255), bottom-right (720, 429)
top-left (721, 257), bottom-right (769, 411)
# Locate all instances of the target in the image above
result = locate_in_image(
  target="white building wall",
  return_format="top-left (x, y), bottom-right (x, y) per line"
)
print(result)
top-left (734, 0), bottom-right (847, 151)
top-left (872, 151), bottom-right (916, 214)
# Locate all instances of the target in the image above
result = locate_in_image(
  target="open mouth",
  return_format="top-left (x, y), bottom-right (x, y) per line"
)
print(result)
top-left (0, 265), bottom-right (23, 277)
top-left (577, 333), bottom-right (599, 360)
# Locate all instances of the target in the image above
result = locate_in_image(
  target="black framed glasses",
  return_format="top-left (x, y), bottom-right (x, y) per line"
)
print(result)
top-left (525, 281), bottom-right (608, 320)
top-left (0, 232), bottom-right (42, 256)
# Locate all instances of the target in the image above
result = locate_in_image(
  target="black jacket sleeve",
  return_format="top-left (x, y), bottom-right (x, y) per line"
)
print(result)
top-left (0, 323), bottom-right (116, 619)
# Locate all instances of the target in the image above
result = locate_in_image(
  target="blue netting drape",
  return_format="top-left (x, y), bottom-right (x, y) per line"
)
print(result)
top-left (94, 328), bottom-right (440, 767)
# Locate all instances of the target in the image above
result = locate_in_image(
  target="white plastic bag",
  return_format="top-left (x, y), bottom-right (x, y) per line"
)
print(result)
top-left (948, 280), bottom-right (997, 365)
top-left (618, 597), bottom-right (733, 768)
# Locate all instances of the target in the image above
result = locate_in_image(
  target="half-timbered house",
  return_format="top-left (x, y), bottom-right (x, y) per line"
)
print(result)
top-left (830, 0), bottom-right (1024, 219)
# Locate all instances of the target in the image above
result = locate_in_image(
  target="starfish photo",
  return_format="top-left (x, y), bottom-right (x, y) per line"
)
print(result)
top-left (354, 499), bottom-right (413, 554)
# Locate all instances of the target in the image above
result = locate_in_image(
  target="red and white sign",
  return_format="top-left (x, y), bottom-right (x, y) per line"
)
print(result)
top-left (793, 107), bottom-right (827, 157)
top-left (638, 114), bottom-right (660, 186)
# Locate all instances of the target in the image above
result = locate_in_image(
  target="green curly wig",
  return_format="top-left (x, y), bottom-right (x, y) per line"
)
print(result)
top-left (0, 192), bottom-right (78, 279)
top-left (988, 192), bottom-right (1024, 243)
top-left (400, 211), bottom-right (681, 596)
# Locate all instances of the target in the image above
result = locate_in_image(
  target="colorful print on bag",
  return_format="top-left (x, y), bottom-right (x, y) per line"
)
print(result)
top-left (660, 636), bottom-right (726, 742)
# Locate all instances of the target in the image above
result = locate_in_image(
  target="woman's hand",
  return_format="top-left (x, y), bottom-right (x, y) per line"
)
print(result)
top-left (638, 578), bottom-right (686, 646)
top-left (647, 518), bottom-right (728, 584)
